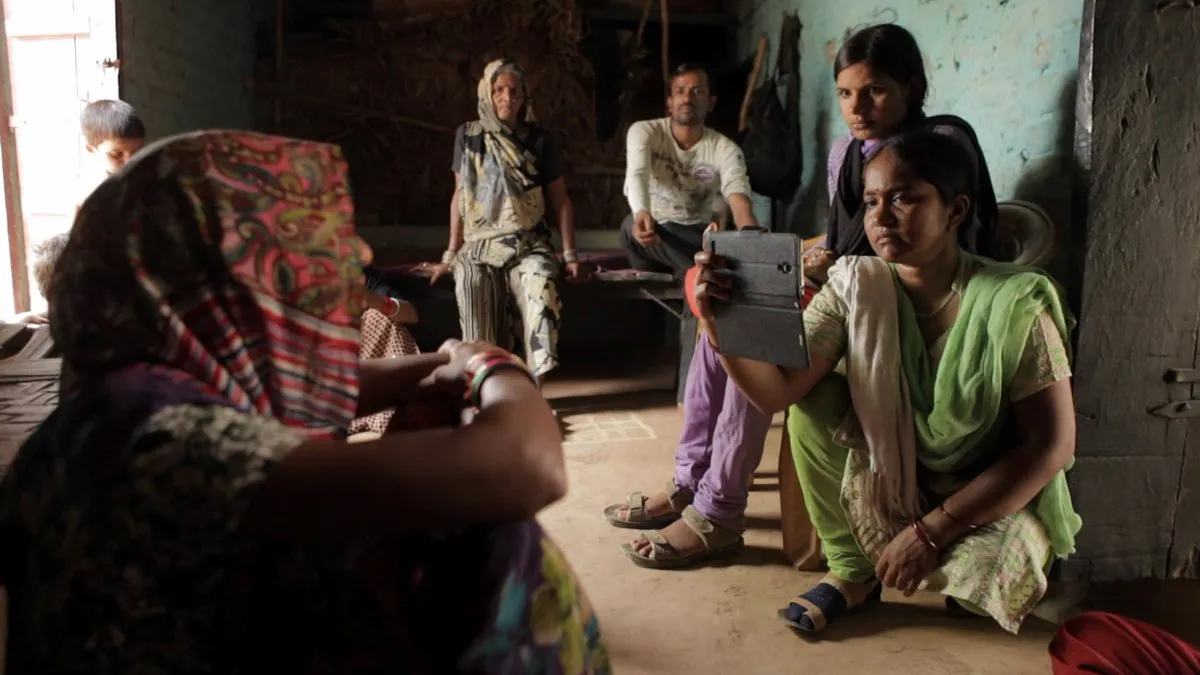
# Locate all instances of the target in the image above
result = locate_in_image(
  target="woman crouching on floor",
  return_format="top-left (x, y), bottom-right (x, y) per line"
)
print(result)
top-left (693, 128), bottom-right (1082, 635)
top-left (0, 130), bottom-right (609, 673)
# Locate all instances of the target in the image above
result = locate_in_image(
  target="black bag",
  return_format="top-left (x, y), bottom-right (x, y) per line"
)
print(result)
top-left (741, 84), bottom-right (800, 199)
top-left (740, 14), bottom-right (802, 200)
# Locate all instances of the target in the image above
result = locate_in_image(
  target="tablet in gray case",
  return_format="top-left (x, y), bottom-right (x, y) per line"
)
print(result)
top-left (705, 229), bottom-right (811, 370)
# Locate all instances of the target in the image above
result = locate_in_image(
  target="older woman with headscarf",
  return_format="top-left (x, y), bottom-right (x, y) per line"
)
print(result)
top-left (427, 59), bottom-right (585, 380)
top-left (0, 130), bottom-right (610, 674)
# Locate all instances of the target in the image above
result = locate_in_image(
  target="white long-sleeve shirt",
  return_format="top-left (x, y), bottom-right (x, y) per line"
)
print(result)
top-left (623, 118), bottom-right (752, 226)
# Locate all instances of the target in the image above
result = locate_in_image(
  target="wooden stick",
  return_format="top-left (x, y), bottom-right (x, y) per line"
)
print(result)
top-left (635, 0), bottom-right (653, 46)
top-left (739, 35), bottom-right (769, 132)
top-left (659, 0), bottom-right (670, 88)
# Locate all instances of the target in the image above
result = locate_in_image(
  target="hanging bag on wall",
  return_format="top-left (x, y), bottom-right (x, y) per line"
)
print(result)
top-left (739, 14), bottom-right (802, 201)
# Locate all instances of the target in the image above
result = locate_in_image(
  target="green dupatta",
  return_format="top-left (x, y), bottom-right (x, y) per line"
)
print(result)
top-left (894, 252), bottom-right (1082, 558)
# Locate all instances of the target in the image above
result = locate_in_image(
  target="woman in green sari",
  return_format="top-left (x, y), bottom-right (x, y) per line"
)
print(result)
top-left (691, 129), bottom-right (1082, 635)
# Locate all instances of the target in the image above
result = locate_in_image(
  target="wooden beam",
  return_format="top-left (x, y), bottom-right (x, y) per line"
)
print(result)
top-left (739, 35), bottom-right (768, 132)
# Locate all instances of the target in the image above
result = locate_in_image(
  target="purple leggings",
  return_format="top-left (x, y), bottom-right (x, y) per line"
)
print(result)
top-left (674, 335), bottom-right (773, 533)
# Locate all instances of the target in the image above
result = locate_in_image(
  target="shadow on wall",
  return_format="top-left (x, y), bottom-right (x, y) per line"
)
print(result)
top-left (768, 60), bottom-right (831, 239)
top-left (1010, 73), bottom-right (1080, 285)
top-left (783, 105), bottom-right (832, 237)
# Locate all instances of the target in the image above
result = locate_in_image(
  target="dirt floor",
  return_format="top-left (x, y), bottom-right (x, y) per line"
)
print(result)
top-left (541, 363), bottom-right (1200, 675)
top-left (0, 353), bottom-right (1195, 673)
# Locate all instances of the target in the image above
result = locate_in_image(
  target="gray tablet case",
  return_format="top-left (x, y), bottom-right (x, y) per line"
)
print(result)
top-left (705, 229), bottom-right (811, 370)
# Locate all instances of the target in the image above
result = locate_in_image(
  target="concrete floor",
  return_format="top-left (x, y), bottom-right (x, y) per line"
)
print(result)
top-left (541, 366), bottom-right (1200, 675)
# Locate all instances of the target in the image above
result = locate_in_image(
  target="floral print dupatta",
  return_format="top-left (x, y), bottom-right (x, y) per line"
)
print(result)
top-left (0, 131), bottom-right (609, 674)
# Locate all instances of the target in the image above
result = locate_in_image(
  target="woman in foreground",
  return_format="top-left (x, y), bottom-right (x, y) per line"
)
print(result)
top-left (695, 129), bottom-right (1082, 634)
top-left (0, 130), bottom-right (609, 673)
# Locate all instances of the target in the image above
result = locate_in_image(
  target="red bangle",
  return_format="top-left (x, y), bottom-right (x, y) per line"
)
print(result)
top-left (462, 350), bottom-right (536, 407)
top-left (383, 297), bottom-right (400, 318)
top-left (462, 349), bottom-right (511, 378)
top-left (939, 504), bottom-right (978, 531)
top-left (911, 520), bottom-right (938, 552)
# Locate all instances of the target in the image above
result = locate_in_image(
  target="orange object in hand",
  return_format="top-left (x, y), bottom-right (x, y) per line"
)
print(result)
top-left (685, 266), bottom-right (703, 319)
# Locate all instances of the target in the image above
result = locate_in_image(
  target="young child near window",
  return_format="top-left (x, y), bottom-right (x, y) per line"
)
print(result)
top-left (7, 232), bottom-right (69, 324)
top-left (77, 99), bottom-right (146, 210)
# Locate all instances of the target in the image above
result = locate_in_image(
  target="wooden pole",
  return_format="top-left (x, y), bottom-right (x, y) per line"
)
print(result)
top-left (635, 0), bottom-right (653, 47)
top-left (739, 35), bottom-right (769, 132)
top-left (659, 0), bottom-right (669, 89)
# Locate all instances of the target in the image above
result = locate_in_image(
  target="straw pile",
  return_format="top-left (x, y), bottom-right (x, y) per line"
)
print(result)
top-left (262, 0), bottom-right (631, 230)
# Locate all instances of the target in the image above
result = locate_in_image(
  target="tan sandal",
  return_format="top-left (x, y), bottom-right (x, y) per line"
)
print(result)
top-left (620, 506), bottom-right (744, 569)
top-left (603, 481), bottom-right (693, 530)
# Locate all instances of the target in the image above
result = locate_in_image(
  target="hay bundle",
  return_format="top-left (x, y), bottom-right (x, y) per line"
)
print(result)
top-left (262, 0), bottom-right (630, 231)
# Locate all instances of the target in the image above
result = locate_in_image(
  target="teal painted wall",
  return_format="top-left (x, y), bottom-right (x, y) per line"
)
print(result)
top-left (736, 0), bottom-right (1083, 239)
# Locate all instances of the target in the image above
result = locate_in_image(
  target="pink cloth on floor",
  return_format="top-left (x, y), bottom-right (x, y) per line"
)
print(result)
top-left (1050, 611), bottom-right (1200, 674)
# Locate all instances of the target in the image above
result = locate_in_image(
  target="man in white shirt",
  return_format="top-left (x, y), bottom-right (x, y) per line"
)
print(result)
top-left (621, 63), bottom-right (757, 276)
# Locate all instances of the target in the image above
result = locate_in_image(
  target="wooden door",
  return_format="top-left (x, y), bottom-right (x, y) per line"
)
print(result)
top-left (1, 0), bottom-right (117, 313)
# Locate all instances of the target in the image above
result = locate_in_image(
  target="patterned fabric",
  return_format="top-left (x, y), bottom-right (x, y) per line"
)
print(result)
top-left (453, 60), bottom-right (563, 376)
top-left (1, 375), bottom-right (611, 673)
top-left (0, 130), bottom-right (610, 674)
top-left (454, 226), bottom-right (561, 376)
top-left (349, 308), bottom-right (421, 435)
top-left (804, 261), bottom-right (1072, 401)
top-left (842, 447), bottom-right (1054, 633)
top-left (50, 130), bottom-right (366, 439)
top-left (457, 59), bottom-right (545, 241)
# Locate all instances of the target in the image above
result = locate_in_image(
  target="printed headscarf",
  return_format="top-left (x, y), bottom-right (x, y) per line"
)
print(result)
top-left (50, 130), bottom-right (369, 437)
top-left (457, 59), bottom-right (542, 227)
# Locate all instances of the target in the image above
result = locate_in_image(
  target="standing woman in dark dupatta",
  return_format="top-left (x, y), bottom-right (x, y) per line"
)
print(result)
top-left (804, 23), bottom-right (999, 284)
top-left (0, 131), bottom-right (609, 674)
top-left (427, 59), bottom-right (585, 380)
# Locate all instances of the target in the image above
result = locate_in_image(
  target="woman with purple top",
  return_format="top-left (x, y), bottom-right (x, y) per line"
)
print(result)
top-left (809, 24), bottom-right (997, 281)
top-left (601, 23), bottom-right (998, 570)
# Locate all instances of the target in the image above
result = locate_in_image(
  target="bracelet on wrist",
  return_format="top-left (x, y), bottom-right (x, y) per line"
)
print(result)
top-left (441, 249), bottom-right (458, 265)
top-left (562, 249), bottom-right (579, 264)
top-left (939, 504), bottom-right (979, 531)
top-left (383, 296), bottom-right (400, 319)
top-left (911, 519), bottom-right (938, 552)
top-left (462, 349), bottom-right (538, 407)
